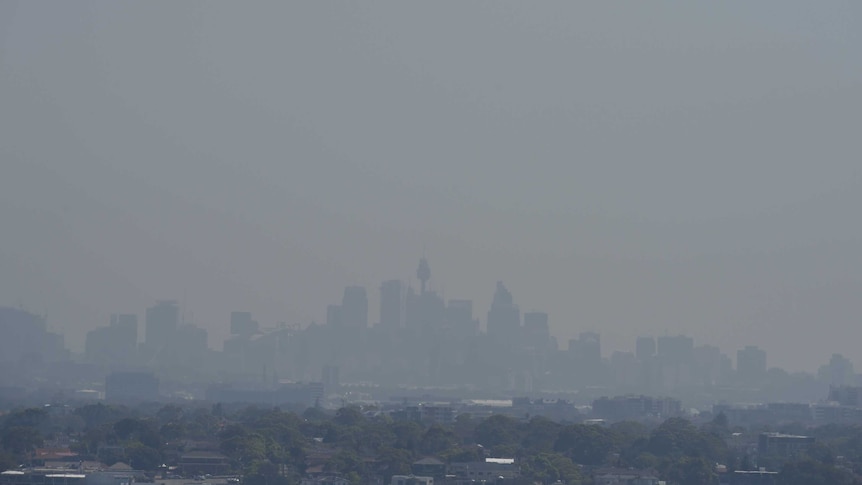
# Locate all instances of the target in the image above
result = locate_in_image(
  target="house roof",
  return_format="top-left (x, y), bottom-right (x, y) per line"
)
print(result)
top-left (413, 457), bottom-right (444, 466)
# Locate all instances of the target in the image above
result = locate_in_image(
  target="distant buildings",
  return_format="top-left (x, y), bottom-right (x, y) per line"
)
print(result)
top-left (84, 314), bottom-right (137, 368)
top-left (758, 432), bottom-right (815, 458)
top-left (380, 280), bottom-right (404, 329)
top-left (341, 286), bottom-right (368, 329)
top-left (737, 346), bottom-right (767, 382)
top-left (105, 371), bottom-right (159, 402)
top-left (486, 281), bottom-right (520, 345)
top-left (145, 300), bottom-right (179, 349)
top-left (592, 395), bottom-right (682, 421)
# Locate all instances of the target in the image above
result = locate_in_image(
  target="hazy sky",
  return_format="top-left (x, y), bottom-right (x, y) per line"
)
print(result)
top-left (1, 2), bottom-right (861, 372)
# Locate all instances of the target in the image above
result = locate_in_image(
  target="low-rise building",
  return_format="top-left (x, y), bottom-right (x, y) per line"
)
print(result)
top-left (391, 475), bottom-right (433, 485)
top-left (757, 433), bottom-right (814, 458)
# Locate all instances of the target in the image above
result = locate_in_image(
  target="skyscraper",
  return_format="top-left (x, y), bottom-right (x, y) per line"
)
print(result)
top-left (341, 286), bottom-right (368, 328)
top-left (445, 299), bottom-right (475, 333)
top-left (636, 336), bottom-right (656, 361)
top-left (523, 311), bottom-right (550, 351)
top-left (326, 304), bottom-right (342, 327)
top-left (486, 281), bottom-right (520, 344)
top-left (380, 280), bottom-right (403, 329)
top-left (737, 345), bottom-right (767, 377)
top-left (145, 300), bottom-right (179, 349)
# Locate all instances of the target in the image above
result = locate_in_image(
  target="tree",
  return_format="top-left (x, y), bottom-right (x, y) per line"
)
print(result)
top-left (521, 453), bottom-right (583, 485)
top-left (1, 426), bottom-right (42, 456)
top-left (662, 456), bottom-right (715, 485)
top-left (474, 415), bottom-right (522, 449)
top-left (419, 425), bottom-right (458, 456)
top-left (778, 458), bottom-right (858, 485)
top-left (554, 424), bottom-right (616, 466)
top-left (522, 416), bottom-right (561, 454)
top-left (334, 407), bottom-right (364, 427)
top-left (126, 442), bottom-right (162, 471)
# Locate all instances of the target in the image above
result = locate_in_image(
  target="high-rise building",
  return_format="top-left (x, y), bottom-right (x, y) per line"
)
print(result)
top-left (657, 335), bottom-right (694, 365)
top-left (380, 280), bottom-right (403, 329)
top-left (737, 345), bottom-right (767, 377)
top-left (145, 301), bottom-right (179, 349)
top-left (406, 287), bottom-right (445, 334)
top-left (486, 281), bottom-right (520, 343)
top-left (326, 304), bottom-right (342, 327)
top-left (446, 299), bottom-right (478, 337)
top-left (636, 336), bottom-right (656, 361)
top-left (523, 311), bottom-right (550, 351)
top-left (569, 331), bottom-right (601, 365)
top-left (230, 311), bottom-right (259, 337)
top-left (341, 286), bottom-right (368, 328)
top-left (85, 314), bottom-right (138, 367)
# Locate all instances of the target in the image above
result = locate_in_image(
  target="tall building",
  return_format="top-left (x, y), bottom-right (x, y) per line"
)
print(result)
top-left (486, 281), bottom-right (520, 344)
top-left (326, 304), bottom-right (342, 327)
top-left (523, 311), bottom-right (550, 351)
top-left (737, 345), bottom-right (767, 378)
top-left (657, 335), bottom-right (694, 365)
top-left (636, 336), bottom-right (656, 361)
top-left (380, 280), bottom-right (403, 329)
top-left (569, 331), bottom-right (601, 365)
top-left (341, 286), bottom-right (368, 328)
top-left (446, 299), bottom-right (478, 337)
top-left (230, 311), bottom-right (258, 338)
top-left (145, 301), bottom-right (179, 349)
top-left (85, 314), bottom-right (138, 367)
top-left (406, 287), bottom-right (445, 334)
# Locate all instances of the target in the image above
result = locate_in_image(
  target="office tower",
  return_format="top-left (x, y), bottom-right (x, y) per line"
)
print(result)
top-left (737, 345), bottom-right (767, 376)
top-left (85, 314), bottom-right (138, 367)
top-left (446, 299), bottom-right (478, 338)
top-left (486, 281), bottom-right (520, 343)
top-left (322, 364), bottom-right (340, 391)
top-left (417, 257), bottom-right (431, 294)
top-left (636, 336), bottom-right (656, 361)
top-left (406, 286), bottom-right (446, 333)
top-left (341, 286), bottom-right (368, 328)
top-left (404, 257), bottom-right (445, 333)
top-left (230, 311), bottom-right (259, 337)
top-left (523, 311), bottom-right (550, 350)
top-left (145, 300), bottom-right (179, 349)
top-left (380, 280), bottom-right (403, 329)
top-left (657, 335), bottom-right (694, 365)
top-left (569, 331), bottom-right (601, 365)
top-left (326, 304), bottom-right (342, 327)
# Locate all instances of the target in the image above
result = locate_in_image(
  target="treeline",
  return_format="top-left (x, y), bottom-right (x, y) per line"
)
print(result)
top-left (1, 403), bottom-right (862, 485)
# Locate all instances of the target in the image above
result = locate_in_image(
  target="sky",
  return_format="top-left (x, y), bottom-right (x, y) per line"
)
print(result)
top-left (1, 2), bottom-right (861, 372)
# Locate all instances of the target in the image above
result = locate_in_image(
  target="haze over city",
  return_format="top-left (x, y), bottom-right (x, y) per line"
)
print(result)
top-left (2, 1), bottom-right (862, 372)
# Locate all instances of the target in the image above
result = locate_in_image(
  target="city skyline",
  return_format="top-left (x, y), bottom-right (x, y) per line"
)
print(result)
top-left (3, 2), bottom-right (862, 374)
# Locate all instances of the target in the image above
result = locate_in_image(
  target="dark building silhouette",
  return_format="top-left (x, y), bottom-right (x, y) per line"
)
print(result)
top-left (737, 345), bottom-right (767, 380)
top-left (340, 286), bottom-right (368, 328)
top-left (657, 335), bottom-right (694, 364)
top-left (85, 314), bottom-right (137, 367)
top-left (406, 287), bottom-right (445, 334)
top-left (145, 300), bottom-right (179, 349)
top-left (523, 311), bottom-right (550, 351)
top-left (417, 257), bottom-right (431, 294)
top-left (230, 311), bottom-right (259, 338)
top-left (445, 299), bottom-right (478, 337)
top-left (636, 336), bottom-right (656, 361)
top-left (486, 281), bottom-right (520, 345)
top-left (0, 306), bottom-right (67, 366)
top-left (380, 280), bottom-right (404, 329)
top-left (326, 304), bottom-right (342, 327)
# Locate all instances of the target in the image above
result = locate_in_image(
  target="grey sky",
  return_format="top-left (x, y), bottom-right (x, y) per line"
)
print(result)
top-left (1, 2), bottom-right (860, 371)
